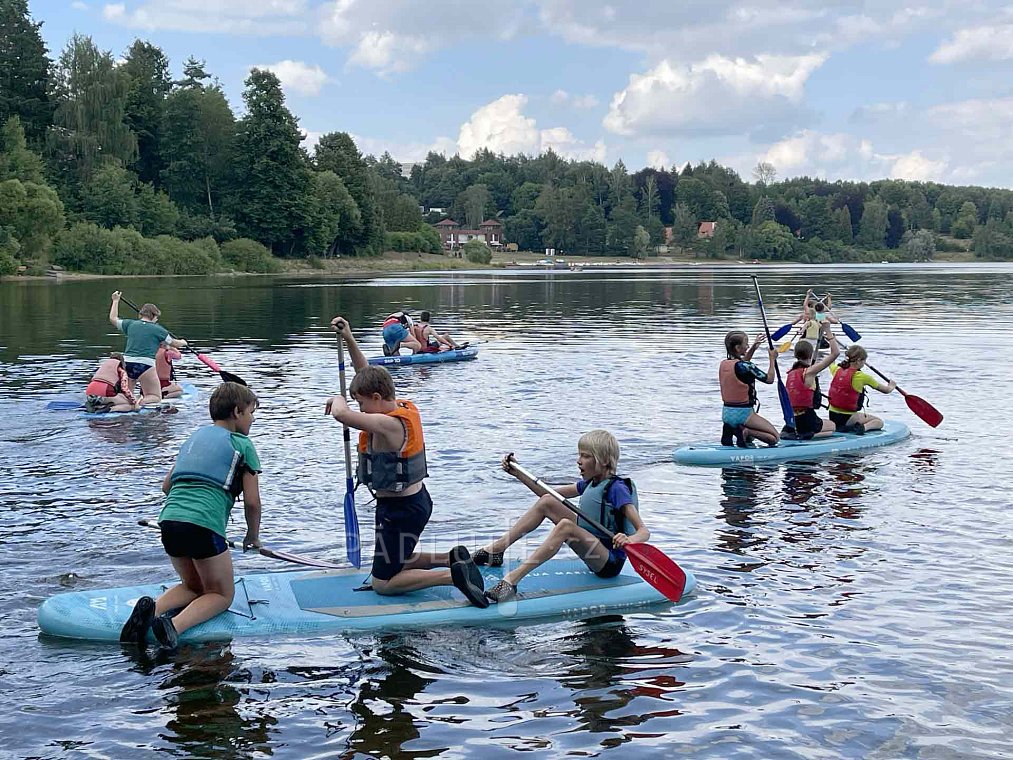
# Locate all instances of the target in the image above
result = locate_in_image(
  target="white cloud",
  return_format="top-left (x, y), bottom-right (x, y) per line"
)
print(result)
top-left (255, 60), bottom-right (331, 96)
top-left (604, 53), bottom-right (826, 138)
top-left (646, 150), bottom-right (670, 169)
top-left (885, 150), bottom-right (948, 182)
top-left (550, 90), bottom-right (600, 109)
top-left (101, 0), bottom-right (307, 34)
top-left (927, 97), bottom-right (1013, 143)
top-left (930, 24), bottom-right (1013, 64)
top-left (456, 94), bottom-right (605, 161)
top-left (72, 1), bottom-right (88, 9)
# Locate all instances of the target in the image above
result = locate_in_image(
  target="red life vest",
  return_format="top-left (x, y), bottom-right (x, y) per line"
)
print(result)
top-left (786, 366), bottom-right (820, 410)
top-left (828, 366), bottom-right (864, 412)
top-left (719, 359), bottom-right (754, 407)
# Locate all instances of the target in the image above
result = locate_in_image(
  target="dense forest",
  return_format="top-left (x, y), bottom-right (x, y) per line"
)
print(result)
top-left (2, 0), bottom-right (1012, 276)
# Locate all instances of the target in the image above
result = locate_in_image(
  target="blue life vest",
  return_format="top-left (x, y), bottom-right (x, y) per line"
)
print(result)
top-left (576, 476), bottom-right (638, 543)
top-left (169, 425), bottom-right (243, 495)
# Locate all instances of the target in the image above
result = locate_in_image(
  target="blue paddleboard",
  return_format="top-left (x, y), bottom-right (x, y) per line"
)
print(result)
top-left (45, 383), bottom-right (200, 416)
top-left (37, 557), bottom-right (696, 642)
top-left (672, 419), bottom-right (911, 466)
top-left (368, 347), bottom-right (478, 366)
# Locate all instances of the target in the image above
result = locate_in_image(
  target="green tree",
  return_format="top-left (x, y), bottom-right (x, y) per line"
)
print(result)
top-left (314, 132), bottom-right (383, 255)
top-left (0, 177), bottom-right (64, 258)
top-left (857, 199), bottom-right (888, 248)
top-left (973, 217), bottom-right (1013, 259)
top-left (632, 224), bottom-right (650, 259)
top-left (751, 195), bottom-right (775, 227)
top-left (951, 201), bottom-right (978, 239)
top-left (80, 162), bottom-right (139, 228)
top-left (463, 238), bottom-right (491, 263)
top-left (675, 177), bottom-right (729, 220)
top-left (229, 69), bottom-right (313, 256)
top-left (455, 183), bottom-right (492, 229)
top-left (605, 195), bottom-right (639, 256)
top-left (901, 229), bottom-right (935, 260)
top-left (751, 220), bottom-right (795, 260)
top-left (121, 39), bottom-right (171, 186)
top-left (309, 170), bottom-right (360, 257)
top-left (0, 0), bottom-right (53, 145)
top-left (671, 202), bottom-right (697, 247)
top-left (136, 183), bottom-right (179, 235)
top-left (0, 115), bottom-right (44, 183)
top-left (504, 209), bottom-right (541, 251)
top-left (886, 207), bottom-right (906, 248)
top-left (832, 205), bottom-right (853, 242)
top-left (800, 196), bottom-right (833, 240)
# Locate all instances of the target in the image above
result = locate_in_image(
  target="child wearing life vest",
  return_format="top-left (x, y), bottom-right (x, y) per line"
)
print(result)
top-left (719, 331), bottom-right (780, 447)
top-left (410, 310), bottom-right (464, 354)
top-left (798, 297), bottom-right (840, 356)
top-left (156, 346), bottom-right (183, 399)
top-left (827, 344), bottom-right (896, 434)
top-left (108, 291), bottom-right (188, 406)
top-left (326, 317), bottom-right (489, 608)
top-left (84, 352), bottom-right (140, 413)
top-left (381, 311), bottom-right (423, 356)
top-left (478, 430), bottom-right (649, 604)
top-left (783, 323), bottom-right (839, 440)
top-left (118, 382), bottom-right (263, 647)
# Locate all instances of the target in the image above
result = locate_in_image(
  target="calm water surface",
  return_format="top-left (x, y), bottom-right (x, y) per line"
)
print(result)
top-left (1, 264), bottom-right (1012, 758)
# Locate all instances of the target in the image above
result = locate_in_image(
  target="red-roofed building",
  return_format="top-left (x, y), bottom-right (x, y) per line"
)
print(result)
top-left (433, 218), bottom-right (504, 252)
top-left (697, 221), bottom-right (717, 238)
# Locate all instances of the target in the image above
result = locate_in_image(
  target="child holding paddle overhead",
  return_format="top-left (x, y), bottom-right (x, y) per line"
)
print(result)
top-left (118, 382), bottom-right (263, 647)
top-left (476, 430), bottom-right (649, 604)
top-left (784, 322), bottom-right (839, 440)
top-left (827, 344), bottom-right (896, 434)
top-left (720, 331), bottom-right (780, 447)
top-left (108, 292), bottom-right (188, 406)
top-left (326, 317), bottom-right (489, 608)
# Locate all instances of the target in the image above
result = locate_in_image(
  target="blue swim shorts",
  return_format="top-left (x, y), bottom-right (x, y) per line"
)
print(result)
top-left (721, 405), bottom-right (754, 427)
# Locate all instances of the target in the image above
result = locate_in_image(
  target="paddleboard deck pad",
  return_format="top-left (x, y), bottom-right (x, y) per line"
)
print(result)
top-left (45, 383), bottom-right (200, 416)
top-left (368, 347), bottom-right (478, 366)
top-left (37, 558), bottom-right (696, 642)
top-left (672, 419), bottom-right (910, 466)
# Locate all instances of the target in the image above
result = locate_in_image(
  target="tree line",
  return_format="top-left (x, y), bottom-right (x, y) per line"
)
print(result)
top-left (2, 0), bottom-right (1012, 277)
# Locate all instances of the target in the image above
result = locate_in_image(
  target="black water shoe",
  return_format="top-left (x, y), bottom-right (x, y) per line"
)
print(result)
top-left (119, 596), bottom-right (155, 643)
top-left (472, 548), bottom-right (504, 567)
top-left (449, 546), bottom-right (488, 608)
top-left (485, 580), bottom-right (517, 604)
top-left (151, 613), bottom-right (179, 649)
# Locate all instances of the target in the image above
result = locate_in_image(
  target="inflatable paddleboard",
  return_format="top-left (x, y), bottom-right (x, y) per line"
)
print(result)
top-left (672, 419), bottom-right (910, 466)
top-left (368, 347), bottom-right (478, 366)
top-left (45, 383), bottom-right (200, 416)
top-left (37, 557), bottom-right (695, 642)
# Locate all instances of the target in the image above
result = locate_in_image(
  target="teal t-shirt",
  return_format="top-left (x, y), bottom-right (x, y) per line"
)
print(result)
top-left (118, 318), bottom-right (170, 360)
top-left (158, 431), bottom-right (262, 537)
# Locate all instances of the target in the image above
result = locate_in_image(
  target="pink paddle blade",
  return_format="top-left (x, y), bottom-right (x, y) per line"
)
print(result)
top-left (197, 353), bottom-right (222, 372)
top-left (626, 543), bottom-right (687, 602)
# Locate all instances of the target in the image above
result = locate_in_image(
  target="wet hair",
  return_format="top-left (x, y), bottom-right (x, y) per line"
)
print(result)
top-left (420, 310), bottom-right (432, 322)
top-left (209, 382), bottom-right (258, 421)
top-left (724, 330), bottom-right (748, 359)
top-left (838, 344), bottom-right (867, 369)
top-left (139, 303), bottom-right (161, 319)
top-left (578, 429), bottom-right (620, 475)
top-left (349, 366), bottom-right (396, 401)
top-left (814, 301), bottom-right (826, 313)
top-left (792, 340), bottom-right (814, 369)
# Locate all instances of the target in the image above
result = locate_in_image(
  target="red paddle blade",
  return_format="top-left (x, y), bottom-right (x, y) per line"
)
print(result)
top-left (625, 543), bottom-right (687, 602)
top-left (906, 394), bottom-right (943, 428)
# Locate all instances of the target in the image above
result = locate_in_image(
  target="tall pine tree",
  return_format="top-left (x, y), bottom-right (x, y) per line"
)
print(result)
top-left (122, 40), bottom-right (170, 186)
top-left (314, 132), bottom-right (383, 255)
top-left (0, 0), bottom-right (53, 145)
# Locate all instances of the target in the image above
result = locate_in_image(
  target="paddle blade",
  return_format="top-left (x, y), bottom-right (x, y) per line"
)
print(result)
top-left (220, 369), bottom-right (247, 386)
top-left (778, 340), bottom-right (793, 353)
top-left (841, 322), bottom-right (862, 342)
top-left (777, 381), bottom-right (796, 429)
top-left (46, 400), bottom-right (84, 410)
top-left (196, 353), bottom-right (247, 386)
top-left (906, 394), bottom-right (943, 428)
top-left (770, 323), bottom-right (793, 341)
top-left (626, 543), bottom-right (687, 602)
top-left (343, 482), bottom-right (361, 568)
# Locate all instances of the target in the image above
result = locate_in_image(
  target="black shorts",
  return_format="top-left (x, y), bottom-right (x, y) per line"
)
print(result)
top-left (595, 545), bottom-right (627, 578)
top-left (793, 408), bottom-right (824, 439)
top-left (829, 410), bottom-right (854, 431)
top-left (372, 485), bottom-right (433, 581)
top-left (160, 520), bottom-right (228, 560)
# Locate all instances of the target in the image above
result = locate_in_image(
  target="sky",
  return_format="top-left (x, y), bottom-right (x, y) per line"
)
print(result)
top-left (29, 0), bottom-right (1013, 187)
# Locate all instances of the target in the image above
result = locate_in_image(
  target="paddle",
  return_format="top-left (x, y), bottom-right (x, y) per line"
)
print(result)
top-left (771, 322), bottom-right (794, 341)
top-left (138, 519), bottom-right (345, 569)
top-left (508, 460), bottom-right (687, 603)
top-left (865, 362), bottom-right (943, 428)
top-left (120, 296), bottom-right (247, 386)
top-left (336, 328), bottom-right (362, 568)
top-left (751, 276), bottom-right (794, 430)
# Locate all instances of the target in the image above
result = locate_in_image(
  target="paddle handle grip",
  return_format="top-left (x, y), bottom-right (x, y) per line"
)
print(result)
top-left (508, 461), bottom-right (616, 540)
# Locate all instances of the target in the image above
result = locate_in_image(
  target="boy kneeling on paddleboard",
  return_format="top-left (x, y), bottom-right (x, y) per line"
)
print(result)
top-left (327, 317), bottom-right (488, 608)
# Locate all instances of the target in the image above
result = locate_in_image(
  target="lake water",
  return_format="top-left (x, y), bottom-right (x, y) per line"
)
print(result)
top-left (1, 264), bottom-right (1011, 758)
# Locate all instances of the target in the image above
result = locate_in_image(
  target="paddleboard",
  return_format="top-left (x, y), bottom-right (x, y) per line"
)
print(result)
top-left (37, 557), bottom-right (696, 642)
top-left (672, 419), bottom-right (910, 466)
top-left (45, 383), bottom-right (200, 416)
top-left (368, 347), bottom-right (478, 366)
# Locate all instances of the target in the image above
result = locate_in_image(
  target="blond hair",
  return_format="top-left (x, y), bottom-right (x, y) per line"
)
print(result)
top-left (578, 429), bottom-right (620, 475)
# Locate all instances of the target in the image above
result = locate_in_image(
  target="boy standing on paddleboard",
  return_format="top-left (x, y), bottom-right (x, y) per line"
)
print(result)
top-left (326, 317), bottom-right (488, 608)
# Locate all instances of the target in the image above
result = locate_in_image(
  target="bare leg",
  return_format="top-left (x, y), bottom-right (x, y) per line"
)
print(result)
top-left (745, 412), bottom-right (780, 445)
top-left (156, 553), bottom-right (235, 635)
top-left (482, 494), bottom-right (574, 556)
top-left (813, 418), bottom-right (836, 438)
top-left (161, 383), bottom-right (183, 399)
top-left (372, 568), bottom-right (453, 595)
top-left (402, 336), bottom-right (423, 353)
top-left (847, 412), bottom-right (883, 432)
top-left (503, 520), bottom-right (610, 588)
top-left (137, 366), bottom-right (162, 406)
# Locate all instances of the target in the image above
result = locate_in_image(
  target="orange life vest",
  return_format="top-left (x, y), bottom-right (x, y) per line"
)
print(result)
top-left (92, 358), bottom-right (122, 388)
top-left (719, 359), bottom-right (754, 407)
top-left (357, 399), bottom-right (428, 492)
top-left (156, 347), bottom-right (179, 382)
top-left (828, 366), bottom-right (864, 412)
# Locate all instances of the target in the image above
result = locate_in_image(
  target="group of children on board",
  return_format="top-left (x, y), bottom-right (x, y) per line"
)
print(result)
top-left (115, 302), bottom-right (646, 648)
top-left (719, 288), bottom-right (897, 447)
top-left (381, 310), bottom-right (467, 356)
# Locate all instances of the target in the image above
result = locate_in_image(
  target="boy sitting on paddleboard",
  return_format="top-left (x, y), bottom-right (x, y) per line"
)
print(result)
top-left (119, 382), bottom-right (263, 647)
top-left (476, 430), bottom-right (650, 604)
top-left (327, 317), bottom-right (488, 608)
top-left (410, 310), bottom-right (465, 354)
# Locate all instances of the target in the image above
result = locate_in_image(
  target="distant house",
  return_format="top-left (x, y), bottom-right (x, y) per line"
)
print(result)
top-left (433, 218), bottom-right (504, 252)
top-left (697, 221), bottom-right (717, 238)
